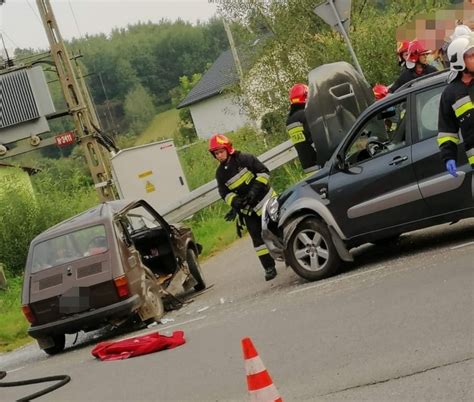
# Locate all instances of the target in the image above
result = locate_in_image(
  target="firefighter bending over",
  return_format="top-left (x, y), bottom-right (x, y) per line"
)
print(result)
top-left (286, 83), bottom-right (318, 174)
top-left (208, 134), bottom-right (278, 281)
top-left (438, 33), bottom-right (474, 176)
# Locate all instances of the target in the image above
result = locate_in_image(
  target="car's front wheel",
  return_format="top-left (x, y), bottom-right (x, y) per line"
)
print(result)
top-left (286, 217), bottom-right (341, 281)
top-left (186, 248), bottom-right (206, 291)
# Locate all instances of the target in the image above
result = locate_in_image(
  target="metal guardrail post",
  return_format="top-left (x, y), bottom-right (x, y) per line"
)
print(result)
top-left (161, 140), bottom-right (297, 223)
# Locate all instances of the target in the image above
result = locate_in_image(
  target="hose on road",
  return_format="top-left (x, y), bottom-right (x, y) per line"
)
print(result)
top-left (0, 370), bottom-right (70, 401)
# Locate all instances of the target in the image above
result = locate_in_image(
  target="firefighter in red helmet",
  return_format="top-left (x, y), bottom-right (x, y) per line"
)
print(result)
top-left (389, 39), bottom-right (437, 93)
top-left (286, 83), bottom-right (318, 174)
top-left (208, 134), bottom-right (278, 281)
top-left (397, 40), bottom-right (410, 67)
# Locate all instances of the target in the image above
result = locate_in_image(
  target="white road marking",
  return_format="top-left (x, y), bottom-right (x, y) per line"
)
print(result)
top-left (7, 366), bottom-right (24, 373)
top-left (450, 241), bottom-right (474, 250)
top-left (288, 265), bottom-right (387, 295)
top-left (137, 315), bottom-right (208, 338)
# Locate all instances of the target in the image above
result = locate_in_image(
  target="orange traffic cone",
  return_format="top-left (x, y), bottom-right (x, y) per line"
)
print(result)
top-left (242, 337), bottom-right (283, 402)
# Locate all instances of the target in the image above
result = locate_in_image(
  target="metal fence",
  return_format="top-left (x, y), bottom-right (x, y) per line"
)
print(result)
top-left (161, 140), bottom-right (297, 223)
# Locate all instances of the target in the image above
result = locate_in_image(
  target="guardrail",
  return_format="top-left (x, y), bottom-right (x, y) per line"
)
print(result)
top-left (161, 140), bottom-right (297, 223)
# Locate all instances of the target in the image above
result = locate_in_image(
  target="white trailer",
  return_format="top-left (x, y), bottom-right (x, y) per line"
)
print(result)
top-left (111, 140), bottom-right (190, 212)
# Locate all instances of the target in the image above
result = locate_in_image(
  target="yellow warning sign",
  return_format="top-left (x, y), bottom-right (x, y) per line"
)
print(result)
top-left (138, 170), bottom-right (153, 179)
top-left (145, 180), bottom-right (155, 193)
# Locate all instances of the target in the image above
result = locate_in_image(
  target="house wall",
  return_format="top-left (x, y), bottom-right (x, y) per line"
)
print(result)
top-left (189, 93), bottom-right (255, 139)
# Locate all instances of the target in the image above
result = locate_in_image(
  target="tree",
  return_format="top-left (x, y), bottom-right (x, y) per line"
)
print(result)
top-left (124, 84), bottom-right (156, 134)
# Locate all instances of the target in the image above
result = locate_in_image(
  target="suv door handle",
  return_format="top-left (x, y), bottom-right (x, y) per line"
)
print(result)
top-left (389, 156), bottom-right (408, 165)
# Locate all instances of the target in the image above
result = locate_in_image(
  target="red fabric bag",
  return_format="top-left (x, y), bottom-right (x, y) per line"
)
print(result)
top-left (91, 331), bottom-right (185, 361)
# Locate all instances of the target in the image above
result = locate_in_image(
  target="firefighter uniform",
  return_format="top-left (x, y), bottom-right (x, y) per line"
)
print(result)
top-left (389, 64), bottom-right (438, 93)
top-left (286, 103), bottom-right (318, 173)
top-left (215, 151), bottom-right (277, 279)
top-left (437, 77), bottom-right (474, 167)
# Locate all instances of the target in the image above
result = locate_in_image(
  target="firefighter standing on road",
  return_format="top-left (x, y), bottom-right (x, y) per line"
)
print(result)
top-left (389, 40), bottom-right (438, 93)
top-left (438, 33), bottom-right (474, 176)
top-left (208, 134), bottom-right (278, 281)
top-left (286, 83), bottom-right (319, 174)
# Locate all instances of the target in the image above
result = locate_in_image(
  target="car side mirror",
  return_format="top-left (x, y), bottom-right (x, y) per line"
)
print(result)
top-left (336, 154), bottom-right (348, 171)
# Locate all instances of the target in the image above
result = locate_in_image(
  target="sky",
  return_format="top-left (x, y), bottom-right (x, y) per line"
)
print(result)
top-left (0, 0), bottom-right (218, 53)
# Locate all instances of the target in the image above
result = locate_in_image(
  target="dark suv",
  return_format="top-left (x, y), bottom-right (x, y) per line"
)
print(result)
top-left (262, 68), bottom-right (474, 281)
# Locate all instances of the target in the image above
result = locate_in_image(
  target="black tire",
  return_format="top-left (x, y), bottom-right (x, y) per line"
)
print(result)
top-left (141, 277), bottom-right (165, 324)
top-left (186, 248), bottom-right (206, 291)
top-left (42, 334), bottom-right (66, 355)
top-left (286, 217), bottom-right (341, 282)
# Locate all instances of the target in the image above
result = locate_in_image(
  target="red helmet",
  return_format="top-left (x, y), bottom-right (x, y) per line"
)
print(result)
top-left (372, 84), bottom-right (389, 100)
top-left (208, 134), bottom-right (235, 156)
top-left (289, 83), bottom-right (308, 104)
top-left (397, 40), bottom-right (410, 63)
top-left (406, 40), bottom-right (431, 67)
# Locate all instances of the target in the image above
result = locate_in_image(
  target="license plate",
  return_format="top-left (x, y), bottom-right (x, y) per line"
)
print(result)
top-left (59, 287), bottom-right (90, 314)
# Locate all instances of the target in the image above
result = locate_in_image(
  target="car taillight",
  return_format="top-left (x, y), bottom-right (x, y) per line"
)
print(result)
top-left (114, 275), bottom-right (130, 298)
top-left (21, 304), bottom-right (36, 324)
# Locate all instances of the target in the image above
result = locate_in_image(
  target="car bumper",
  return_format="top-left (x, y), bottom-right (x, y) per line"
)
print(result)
top-left (28, 295), bottom-right (141, 339)
top-left (261, 212), bottom-right (285, 260)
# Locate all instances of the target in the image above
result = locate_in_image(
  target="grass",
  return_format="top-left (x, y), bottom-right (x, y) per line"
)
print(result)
top-left (135, 108), bottom-right (180, 145)
top-left (0, 276), bottom-right (32, 353)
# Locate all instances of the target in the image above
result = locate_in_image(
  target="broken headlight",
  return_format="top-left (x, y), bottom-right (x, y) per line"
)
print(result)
top-left (267, 197), bottom-right (280, 222)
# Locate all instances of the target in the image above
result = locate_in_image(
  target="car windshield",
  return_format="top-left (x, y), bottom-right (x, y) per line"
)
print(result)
top-left (31, 225), bottom-right (108, 273)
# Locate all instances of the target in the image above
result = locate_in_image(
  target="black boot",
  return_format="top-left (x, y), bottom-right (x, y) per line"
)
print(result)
top-left (264, 266), bottom-right (277, 281)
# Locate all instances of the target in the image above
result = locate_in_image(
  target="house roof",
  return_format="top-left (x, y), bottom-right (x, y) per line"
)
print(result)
top-left (177, 49), bottom-right (240, 109)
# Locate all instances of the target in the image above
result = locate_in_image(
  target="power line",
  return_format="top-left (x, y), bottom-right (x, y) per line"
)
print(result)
top-left (68, 0), bottom-right (83, 38)
top-left (0, 29), bottom-right (20, 49)
top-left (26, 0), bottom-right (43, 25)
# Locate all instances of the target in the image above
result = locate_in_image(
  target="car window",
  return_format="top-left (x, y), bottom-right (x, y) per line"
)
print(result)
top-left (124, 206), bottom-right (162, 234)
top-left (344, 99), bottom-right (408, 166)
top-left (415, 85), bottom-right (445, 141)
top-left (31, 225), bottom-right (108, 273)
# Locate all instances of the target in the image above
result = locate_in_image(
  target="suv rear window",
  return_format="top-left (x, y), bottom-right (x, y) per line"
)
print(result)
top-left (31, 225), bottom-right (108, 273)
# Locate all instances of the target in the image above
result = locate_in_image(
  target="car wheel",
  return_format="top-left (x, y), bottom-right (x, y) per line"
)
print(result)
top-left (42, 334), bottom-right (66, 355)
top-left (186, 248), bottom-right (206, 291)
top-left (141, 277), bottom-right (165, 324)
top-left (286, 217), bottom-right (341, 281)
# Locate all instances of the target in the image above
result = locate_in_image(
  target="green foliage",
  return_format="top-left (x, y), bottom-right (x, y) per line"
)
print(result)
top-left (0, 275), bottom-right (30, 352)
top-left (135, 109), bottom-right (180, 145)
top-left (124, 84), bottom-right (157, 134)
top-left (0, 160), bottom-right (97, 276)
top-left (216, 0), bottom-right (453, 116)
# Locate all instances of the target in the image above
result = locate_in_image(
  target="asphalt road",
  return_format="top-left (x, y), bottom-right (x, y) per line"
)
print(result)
top-left (1, 219), bottom-right (473, 401)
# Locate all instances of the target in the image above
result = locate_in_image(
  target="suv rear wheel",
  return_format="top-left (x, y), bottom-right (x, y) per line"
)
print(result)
top-left (286, 217), bottom-right (341, 281)
top-left (186, 248), bottom-right (206, 291)
top-left (42, 334), bottom-right (66, 355)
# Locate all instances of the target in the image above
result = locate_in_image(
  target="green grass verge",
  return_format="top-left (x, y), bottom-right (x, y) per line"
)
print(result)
top-left (0, 276), bottom-right (32, 353)
top-left (135, 108), bottom-right (180, 145)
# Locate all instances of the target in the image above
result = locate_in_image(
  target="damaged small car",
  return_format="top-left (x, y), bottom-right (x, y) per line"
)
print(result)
top-left (21, 199), bottom-right (205, 354)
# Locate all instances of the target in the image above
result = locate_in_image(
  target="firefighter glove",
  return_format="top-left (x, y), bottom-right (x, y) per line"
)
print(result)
top-left (247, 181), bottom-right (267, 207)
top-left (224, 209), bottom-right (238, 222)
top-left (446, 159), bottom-right (458, 177)
top-left (231, 196), bottom-right (247, 210)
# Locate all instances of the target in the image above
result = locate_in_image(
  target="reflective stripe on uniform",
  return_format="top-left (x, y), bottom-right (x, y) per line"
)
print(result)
top-left (255, 173), bottom-right (270, 184)
top-left (437, 132), bottom-right (460, 146)
top-left (467, 149), bottom-right (474, 165)
top-left (226, 168), bottom-right (254, 190)
top-left (253, 188), bottom-right (277, 216)
top-left (225, 192), bottom-right (236, 206)
top-left (287, 122), bottom-right (306, 144)
top-left (255, 245), bottom-right (270, 257)
top-left (452, 95), bottom-right (474, 117)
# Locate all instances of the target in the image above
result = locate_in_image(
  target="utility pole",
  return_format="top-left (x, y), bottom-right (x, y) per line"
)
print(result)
top-left (35, 0), bottom-right (115, 201)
